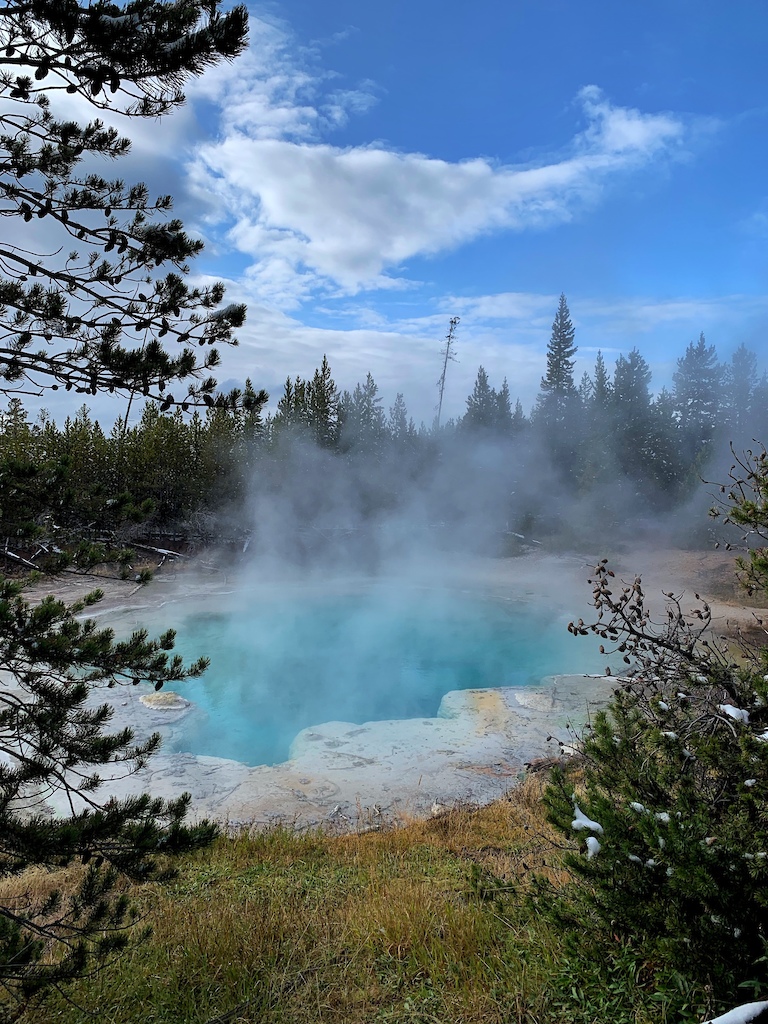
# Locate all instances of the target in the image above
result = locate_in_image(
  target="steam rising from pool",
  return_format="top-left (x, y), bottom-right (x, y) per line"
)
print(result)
top-left (168, 583), bottom-right (600, 766)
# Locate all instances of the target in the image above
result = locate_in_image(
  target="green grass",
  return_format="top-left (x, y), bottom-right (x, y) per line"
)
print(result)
top-left (3, 778), bottom-right (714, 1024)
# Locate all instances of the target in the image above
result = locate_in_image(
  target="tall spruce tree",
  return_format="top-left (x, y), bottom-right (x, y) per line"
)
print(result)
top-left (495, 377), bottom-right (513, 434)
top-left (387, 393), bottom-right (416, 447)
top-left (611, 347), bottom-right (654, 486)
top-left (577, 351), bottom-right (614, 491)
top-left (511, 397), bottom-right (527, 432)
top-left (338, 372), bottom-right (385, 454)
top-left (592, 350), bottom-right (612, 408)
top-left (273, 374), bottom-right (309, 436)
top-left (537, 293), bottom-right (578, 422)
top-left (0, 0), bottom-right (252, 994)
top-left (577, 370), bottom-right (593, 406)
top-left (645, 386), bottom-right (686, 500)
top-left (535, 294), bottom-right (582, 483)
top-left (309, 355), bottom-right (340, 450)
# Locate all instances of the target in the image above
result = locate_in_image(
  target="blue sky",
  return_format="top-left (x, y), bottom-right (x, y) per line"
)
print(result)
top-left (59, 1), bottom-right (768, 423)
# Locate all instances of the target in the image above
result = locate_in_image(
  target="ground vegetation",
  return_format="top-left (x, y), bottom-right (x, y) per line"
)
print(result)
top-left (0, 777), bottom-right (723, 1024)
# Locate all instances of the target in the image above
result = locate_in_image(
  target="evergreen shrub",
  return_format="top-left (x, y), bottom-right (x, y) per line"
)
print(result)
top-left (540, 446), bottom-right (768, 1003)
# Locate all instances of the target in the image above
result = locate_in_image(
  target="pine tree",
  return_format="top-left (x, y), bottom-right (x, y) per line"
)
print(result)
top-left (577, 370), bottom-right (593, 406)
top-left (339, 373), bottom-right (385, 454)
top-left (0, 578), bottom-right (218, 993)
top-left (0, 399), bottom-right (64, 551)
top-left (242, 378), bottom-right (267, 442)
top-left (577, 350), bottom-right (615, 492)
top-left (388, 393), bottom-right (414, 447)
top-left (537, 293), bottom-right (578, 423)
top-left (463, 366), bottom-right (497, 431)
top-left (753, 375), bottom-right (768, 443)
top-left (673, 333), bottom-right (721, 468)
top-left (0, 0), bottom-right (250, 408)
top-left (495, 378), bottom-right (513, 434)
top-left (645, 387), bottom-right (686, 499)
top-left (592, 350), bottom-right (612, 408)
top-left (511, 398), bottom-right (527, 433)
top-left (535, 294), bottom-right (582, 484)
top-left (308, 355), bottom-right (339, 449)
top-left (612, 348), bottom-right (650, 411)
top-left (611, 348), bottom-right (654, 489)
top-left (273, 375), bottom-right (310, 438)
top-left (0, 0), bottom-right (251, 993)
top-left (722, 344), bottom-right (758, 443)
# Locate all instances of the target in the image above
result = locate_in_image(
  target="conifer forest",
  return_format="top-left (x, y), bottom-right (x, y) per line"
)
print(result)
top-left (2, 303), bottom-right (766, 570)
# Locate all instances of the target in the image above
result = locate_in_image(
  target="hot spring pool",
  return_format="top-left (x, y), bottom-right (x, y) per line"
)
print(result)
top-left (165, 585), bottom-right (599, 767)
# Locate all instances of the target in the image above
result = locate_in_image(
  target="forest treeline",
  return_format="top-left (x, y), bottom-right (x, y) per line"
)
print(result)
top-left (1, 296), bottom-right (766, 565)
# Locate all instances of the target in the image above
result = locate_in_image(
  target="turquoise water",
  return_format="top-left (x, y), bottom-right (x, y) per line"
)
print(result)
top-left (168, 587), bottom-right (598, 766)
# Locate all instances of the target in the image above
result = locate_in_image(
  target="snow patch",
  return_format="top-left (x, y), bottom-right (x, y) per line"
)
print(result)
top-left (701, 999), bottom-right (768, 1024)
top-left (585, 836), bottom-right (601, 859)
top-left (718, 704), bottom-right (750, 724)
top-left (571, 801), bottom-right (604, 834)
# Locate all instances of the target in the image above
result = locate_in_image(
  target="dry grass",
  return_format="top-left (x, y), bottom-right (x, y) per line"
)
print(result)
top-left (0, 865), bottom-right (75, 906)
top-left (2, 775), bottom-right (706, 1024)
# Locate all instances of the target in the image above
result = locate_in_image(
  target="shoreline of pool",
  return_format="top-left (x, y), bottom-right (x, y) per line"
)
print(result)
top-left (4, 671), bottom-right (612, 828)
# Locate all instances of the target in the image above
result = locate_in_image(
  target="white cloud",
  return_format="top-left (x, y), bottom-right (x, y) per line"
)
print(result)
top-left (451, 290), bottom-right (768, 338)
top-left (188, 82), bottom-right (686, 304)
top-left (12, 5), bottom-right (761, 435)
top-left (229, 309), bottom-right (545, 426)
top-left (577, 85), bottom-right (682, 156)
top-left (184, 270), bottom-right (547, 423)
top-left (186, 14), bottom-right (378, 141)
top-left (449, 292), bottom-right (558, 324)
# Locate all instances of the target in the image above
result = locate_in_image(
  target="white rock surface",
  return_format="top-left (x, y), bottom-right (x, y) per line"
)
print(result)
top-left (37, 672), bottom-right (613, 829)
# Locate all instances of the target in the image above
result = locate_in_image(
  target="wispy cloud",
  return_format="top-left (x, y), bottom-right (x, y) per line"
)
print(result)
top-left (575, 294), bottom-right (768, 335)
top-left (448, 292), bottom-right (558, 324)
top-left (186, 14), bottom-right (378, 142)
top-left (449, 289), bottom-right (768, 332)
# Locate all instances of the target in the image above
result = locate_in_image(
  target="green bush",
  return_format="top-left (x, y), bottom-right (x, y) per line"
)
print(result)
top-left (541, 446), bottom-right (768, 1005)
